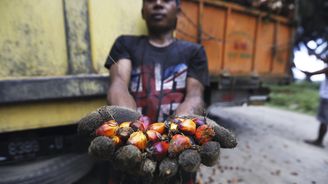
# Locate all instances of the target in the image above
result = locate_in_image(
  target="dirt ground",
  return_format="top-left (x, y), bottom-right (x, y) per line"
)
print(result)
top-left (197, 105), bottom-right (328, 184)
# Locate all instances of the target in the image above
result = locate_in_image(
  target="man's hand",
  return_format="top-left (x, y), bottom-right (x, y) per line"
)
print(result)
top-left (77, 106), bottom-right (141, 159)
top-left (157, 114), bottom-right (236, 181)
top-left (77, 107), bottom-right (237, 182)
top-left (175, 77), bottom-right (205, 115)
top-left (77, 106), bottom-right (141, 138)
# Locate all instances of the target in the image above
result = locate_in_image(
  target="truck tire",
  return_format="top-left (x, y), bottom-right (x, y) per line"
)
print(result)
top-left (0, 153), bottom-right (94, 184)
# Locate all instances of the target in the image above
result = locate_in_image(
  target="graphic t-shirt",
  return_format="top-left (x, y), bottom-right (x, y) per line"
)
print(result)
top-left (105, 35), bottom-right (209, 122)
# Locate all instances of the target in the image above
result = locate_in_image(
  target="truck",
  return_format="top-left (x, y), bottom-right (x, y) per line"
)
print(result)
top-left (0, 0), bottom-right (294, 183)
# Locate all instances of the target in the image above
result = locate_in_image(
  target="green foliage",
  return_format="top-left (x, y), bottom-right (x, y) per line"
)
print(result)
top-left (265, 81), bottom-right (320, 115)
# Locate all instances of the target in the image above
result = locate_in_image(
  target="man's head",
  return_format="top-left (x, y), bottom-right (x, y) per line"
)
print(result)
top-left (142, 0), bottom-right (181, 34)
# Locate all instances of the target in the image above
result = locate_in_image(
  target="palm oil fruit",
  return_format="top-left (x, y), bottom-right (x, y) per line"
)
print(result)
top-left (178, 119), bottom-right (196, 135)
top-left (178, 149), bottom-right (201, 172)
top-left (159, 158), bottom-right (178, 178)
top-left (148, 122), bottom-right (166, 134)
top-left (168, 134), bottom-right (192, 156)
top-left (150, 141), bottom-right (169, 160)
top-left (127, 131), bottom-right (147, 151)
top-left (200, 141), bottom-right (220, 166)
top-left (195, 124), bottom-right (215, 145)
top-left (95, 120), bottom-right (119, 137)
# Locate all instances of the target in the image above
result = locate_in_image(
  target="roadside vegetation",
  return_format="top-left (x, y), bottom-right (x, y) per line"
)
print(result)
top-left (265, 81), bottom-right (320, 115)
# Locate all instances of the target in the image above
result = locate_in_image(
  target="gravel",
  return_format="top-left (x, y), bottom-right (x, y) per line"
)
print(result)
top-left (197, 105), bottom-right (328, 184)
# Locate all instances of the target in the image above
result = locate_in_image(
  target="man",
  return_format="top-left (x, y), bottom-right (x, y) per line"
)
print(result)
top-left (104, 0), bottom-right (209, 183)
top-left (303, 66), bottom-right (328, 147)
top-left (106, 0), bottom-right (209, 123)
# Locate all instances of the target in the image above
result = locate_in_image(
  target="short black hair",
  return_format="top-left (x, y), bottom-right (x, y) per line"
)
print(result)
top-left (143, 0), bottom-right (180, 6)
top-left (176, 0), bottom-right (180, 6)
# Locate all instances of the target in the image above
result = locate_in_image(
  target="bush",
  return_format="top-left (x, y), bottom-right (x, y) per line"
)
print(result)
top-left (265, 81), bottom-right (320, 115)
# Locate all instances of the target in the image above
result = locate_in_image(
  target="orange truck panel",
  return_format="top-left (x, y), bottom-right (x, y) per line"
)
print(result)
top-left (224, 11), bottom-right (256, 74)
top-left (177, 0), bottom-right (293, 80)
top-left (202, 5), bottom-right (225, 76)
top-left (272, 24), bottom-right (292, 75)
top-left (254, 21), bottom-right (275, 74)
top-left (176, 1), bottom-right (198, 43)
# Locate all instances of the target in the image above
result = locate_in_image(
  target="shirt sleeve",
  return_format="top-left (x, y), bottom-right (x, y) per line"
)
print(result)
top-left (104, 36), bottom-right (131, 69)
top-left (187, 46), bottom-right (210, 86)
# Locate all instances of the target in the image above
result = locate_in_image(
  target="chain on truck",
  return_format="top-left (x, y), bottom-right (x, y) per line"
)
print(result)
top-left (0, 0), bottom-right (294, 183)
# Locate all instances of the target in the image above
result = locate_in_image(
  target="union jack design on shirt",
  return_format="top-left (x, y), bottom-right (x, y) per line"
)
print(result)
top-left (130, 63), bottom-right (188, 122)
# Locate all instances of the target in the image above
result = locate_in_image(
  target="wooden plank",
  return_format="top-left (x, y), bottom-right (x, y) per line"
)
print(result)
top-left (188, 0), bottom-right (291, 24)
top-left (272, 23), bottom-right (291, 75)
top-left (254, 18), bottom-right (275, 74)
top-left (177, 1), bottom-right (198, 42)
top-left (251, 16), bottom-right (261, 71)
top-left (197, 0), bottom-right (204, 43)
top-left (224, 10), bottom-right (256, 74)
top-left (221, 7), bottom-right (231, 71)
top-left (202, 4), bottom-right (225, 76)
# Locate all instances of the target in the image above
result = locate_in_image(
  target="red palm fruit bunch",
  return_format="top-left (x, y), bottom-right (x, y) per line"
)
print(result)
top-left (94, 115), bottom-right (216, 165)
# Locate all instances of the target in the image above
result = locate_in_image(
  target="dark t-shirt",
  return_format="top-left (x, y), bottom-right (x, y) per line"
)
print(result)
top-left (105, 35), bottom-right (209, 122)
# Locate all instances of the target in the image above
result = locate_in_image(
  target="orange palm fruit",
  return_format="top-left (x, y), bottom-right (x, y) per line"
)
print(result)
top-left (195, 125), bottom-right (215, 145)
top-left (151, 141), bottom-right (169, 160)
top-left (139, 116), bottom-right (151, 130)
top-left (148, 122), bottom-right (166, 134)
top-left (146, 130), bottom-right (161, 142)
top-left (119, 121), bottom-right (131, 128)
top-left (168, 134), bottom-right (192, 156)
top-left (192, 117), bottom-right (206, 127)
top-left (170, 123), bottom-right (178, 132)
top-left (127, 131), bottom-right (147, 151)
top-left (167, 122), bottom-right (179, 135)
top-left (111, 135), bottom-right (122, 146)
top-left (178, 119), bottom-right (196, 135)
top-left (96, 120), bottom-right (119, 137)
top-left (130, 120), bottom-right (145, 132)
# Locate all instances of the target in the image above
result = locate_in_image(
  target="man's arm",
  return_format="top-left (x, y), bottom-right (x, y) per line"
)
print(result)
top-left (175, 77), bottom-right (205, 115)
top-left (107, 59), bottom-right (137, 110)
top-left (302, 67), bottom-right (328, 76)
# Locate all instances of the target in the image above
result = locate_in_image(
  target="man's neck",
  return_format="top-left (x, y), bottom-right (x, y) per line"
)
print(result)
top-left (148, 30), bottom-right (175, 48)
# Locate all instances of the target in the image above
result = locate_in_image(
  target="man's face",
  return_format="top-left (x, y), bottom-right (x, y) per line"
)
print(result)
top-left (142, 0), bottom-right (179, 32)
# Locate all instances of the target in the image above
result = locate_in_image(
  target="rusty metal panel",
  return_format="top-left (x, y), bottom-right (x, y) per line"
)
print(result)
top-left (0, 0), bottom-right (68, 79)
top-left (224, 11), bottom-right (256, 74)
top-left (88, 0), bottom-right (147, 74)
top-left (202, 5), bottom-right (225, 76)
top-left (254, 20), bottom-right (275, 74)
top-left (272, 23), bottom-right (291, 75)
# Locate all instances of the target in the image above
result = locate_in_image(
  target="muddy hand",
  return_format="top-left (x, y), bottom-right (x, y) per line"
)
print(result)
top-left (77, 106), bottom-right (141, 137)
top-left (175, 114), bottom-right (237, 172)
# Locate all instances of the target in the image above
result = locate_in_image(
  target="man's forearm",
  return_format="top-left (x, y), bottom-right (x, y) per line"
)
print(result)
top-left (310, 67), bottom-right (328, 75)
top-left (107, 87), bottom-right (137, 110)
top-left (175, 96), bottom-right (205, 116)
